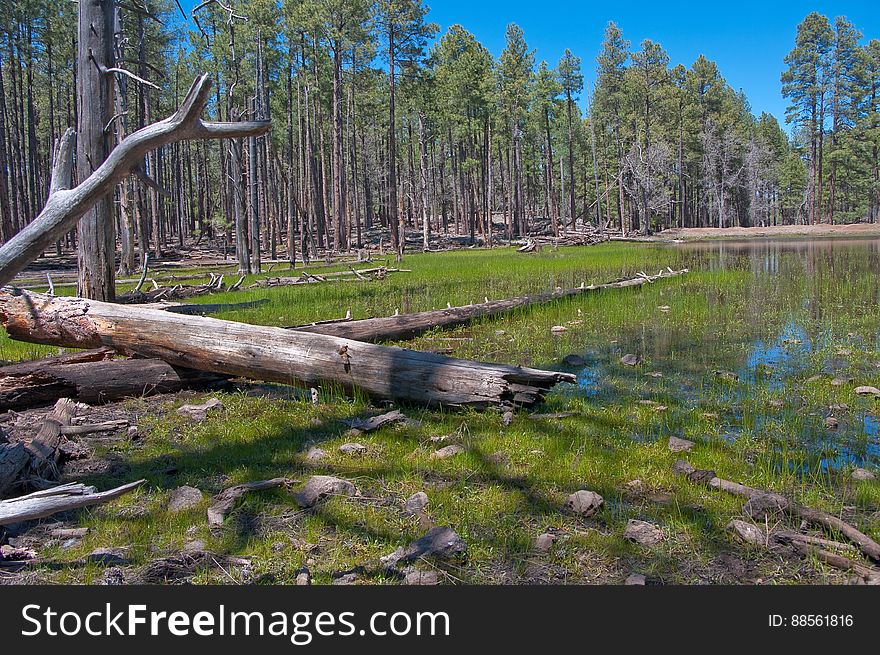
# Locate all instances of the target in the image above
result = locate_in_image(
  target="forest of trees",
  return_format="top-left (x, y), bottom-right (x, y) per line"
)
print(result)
top-left (1, 3), bottom-right (879, 288)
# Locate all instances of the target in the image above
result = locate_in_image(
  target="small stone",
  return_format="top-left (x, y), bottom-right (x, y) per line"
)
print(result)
top-left (168, 486), bottom-right (204, 513)
top-left (672, 459), bottom-right (696, 476)
top-left (294, 476), bottom-right (359, 508)
top-left (309, 417), bottom-right (323, 427)
top-left (550, 325), bottom-right (568, 334)
top-left (687, 469), bottom-right (717, 484)
top-left (726, 519), bottom-right (765, 545)
top-left (176, 397), bottom-right (223, 420)
top-left (383, 526), bottom-right (467, 568)
top-left (620, 353), bottom-right (640, 366)
top-left (668, 436), bottom-right (695, 452)
top-left (824, 416), bottom-right (839, 430)
top-left (624, 520), bottom-right (663, 546)
top-left (50, 527), bottom-right (89, 539)
top-left (854, 386), bottom-right (880, 397)
top-left (625, 479), bottom-right (645, 494)
top-left (295, 568), bottom-right (311, 586)
top-left (487, 452), bottom-right (509, 466)
top-left (565, 490), bottom-right (604, 517)
top-left (534, 533), bottom-right (557, 552)
top-left (646, 371), bottom-right (663, 378)
top-left (852, 468), bottom-right (876, 481)
top-left (61, 538), bottom-right (79, 550)
top-left (338, 442), bottom-right (367, 455)
top-left (183, 540), bottom-right (206, 553)
top-left (624, 573), bottom-right (647, 585)
top-left (304, 446), bottom-right (327, 463)
top-left (502, 411), bottom-right (514, 426)
top-left (402, 569), bottom-right (440, 585)
top-left (831, 377), bottom-right (851, 387)
top-left (430, 444), bottom-right (465, 460)
top-left (88, 547), bottom-right (131, 566)
top-left (127, 426), bottom-right (140, 439)
top-left (101, 568), bottom-right (126, 586)
top-left (769, 399), bottom-right (784, 409)
top-left (715, 370), bottom-right (739, 382)
top-left (332, 572), bottom-right (359, 585)
top-left (562, 354), bottom-right (586, 367)
top-left (404, 491), bottom-right (429, 515)
top-left (657, 305), bottom-right (671, 313)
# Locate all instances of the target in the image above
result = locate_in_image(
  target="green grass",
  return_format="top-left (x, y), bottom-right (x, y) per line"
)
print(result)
top-left (6, 241), bottom-right (880, 584)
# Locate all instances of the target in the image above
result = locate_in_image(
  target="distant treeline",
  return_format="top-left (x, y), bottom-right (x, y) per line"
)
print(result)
top-left (0, 3), bottom-right (878, 268)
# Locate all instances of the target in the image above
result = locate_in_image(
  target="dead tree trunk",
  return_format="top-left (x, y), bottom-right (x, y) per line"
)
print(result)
top-left (0, 291), bottom-right (574, 408)
top-left (0, 480), bottom-right (144, 526)
top-left (290, 269), bottom-right (688, 342)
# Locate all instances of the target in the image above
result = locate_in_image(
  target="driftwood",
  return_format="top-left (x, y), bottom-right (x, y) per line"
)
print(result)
top-left (0, 349), bottom-right (226, 411)
top-left (248, 266), bottom-right (408, 289)
top-left (207, 478), bottom-right (290, 527)
top-left (0, 480), bottom-right (144, 525)
top-left (787, 540), bottom-right (880, 584)
top-left (289, 269), bottom-right (688, 343)
top-left (0, 291), bottom-right (574, 408)
top-left (26, 398), bottom-right (79, 479)
top-left (0, 75), bottom-right (270, 288)
top-left (704, 475), bottom-right (880, 563)
top-left (0, 442), bottom-right (29, 496)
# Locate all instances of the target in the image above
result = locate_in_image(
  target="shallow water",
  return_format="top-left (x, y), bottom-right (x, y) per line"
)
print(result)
top-left (570, 237), bottom-right (880, 472)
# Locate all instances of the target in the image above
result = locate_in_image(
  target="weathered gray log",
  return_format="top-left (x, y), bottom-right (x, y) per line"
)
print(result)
top-left (0, 74), bottom-right (270, 288)
top-left (0, 480), bottom-right (145, 525)
top-left (0, 349), bottom-right (226, 411)
top-left (0, 291), bottom-right (575, 408)
top-left (207, 478), bottom-right (291, 527)
top-left (27, 398), bottom-right (79, 478)
top-left (288, 269), bottom-right (688, 343)
top-left (0, 442), bottom-right (29, 496)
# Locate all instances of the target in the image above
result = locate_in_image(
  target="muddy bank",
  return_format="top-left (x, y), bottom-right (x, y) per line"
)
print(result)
top-left (655, 223), bottom-right (880, 242)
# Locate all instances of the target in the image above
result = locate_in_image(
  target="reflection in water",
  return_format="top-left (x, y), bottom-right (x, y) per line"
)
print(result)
top-left (574, 237), bottom-right (880, 472)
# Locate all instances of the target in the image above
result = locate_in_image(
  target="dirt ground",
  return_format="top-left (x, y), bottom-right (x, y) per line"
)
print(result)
top-left (656, 223), bottom-right (880, 241)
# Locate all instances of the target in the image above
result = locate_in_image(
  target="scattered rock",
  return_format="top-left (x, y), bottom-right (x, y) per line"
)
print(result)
top-left (126, 425), bottom-right (140, 440)
top-left (623, 520), bottom-right (663, 546)
top-left (50, 527), bottom-right (89, 539)
top-left (176, 397), bottom-right (223, 420)
top-left (304, 446), bottom-right (327, 463)
top-left (824, 416), bottom-right (839, 430)
top-left (668, 436), bottom-right (695, 452)
top-left (687, 468), bottom-right (716, 484)
top-left (295, 568), bottom-right (311, 585)
top-left (209, 478), bottom-right (291, 526)
top-left (342, 410), bottom-right (406, 433)
top-left (852, 468), bottom-right (876, 481)
top-left (382, 526), bottom-right (468, 567)
top-left (714, 370), bottom-right (738, 382)
top-left (624, 573), bottom-right (646, 585)
top-left (487, 451), bottom-right (509, 466)
top-left (101, 568), bottom-right (126, 585)
top-left (502, 410), bottom-right (514, 426)
top-left (183, 540), bottom-right (206, 553)
top-left (294, 476), bottom-right (358, 509)
top-left (726, 519), bottom-right (765, 545)
top-left (562, 354), bottom-right (586, 367)
top-left (672, 459), bottom-right (696, 477)
top-left (430, 444), bottom-right (465, 460)
top-left (534, 533), bottom-right (557, 552)
top-left (550, 325), bottom-right (568, 335)
top-left (168, 486), bottom-right (204, 513)
top-left (338, 442), bottom-right (368, 455)
top-left (854, 386), bottom-right (880, 397)
top-left (404, 491), bottom-right (429, 515)
top-left (565, 490), bottom-right (604, 517)
top-left (831, 377), bottom-right (852, 387)
top-left (402, 569), bottom-right (440, 585)
top-left (620, 353), bottom-right (640, 366)
top-left (88, 547), bottom-right (131, 566)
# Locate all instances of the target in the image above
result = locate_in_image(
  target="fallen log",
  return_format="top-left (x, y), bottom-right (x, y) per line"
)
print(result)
top-left (0, 480), bottom-right (145, 526)
top-left (248, 266), bottom-right (408, 289)
top-left (26, 398), bottom-right (78, 478)
top-left (0, 350), bottom-right (226, 411)
top-left (0, 442), bottom-right (29, 496)
top-left (289, 268), bottom-right (689, 343)
top-left (208, 478), bottom-right (291, 527)
top-left (0, 291), bottom-right (574, 408)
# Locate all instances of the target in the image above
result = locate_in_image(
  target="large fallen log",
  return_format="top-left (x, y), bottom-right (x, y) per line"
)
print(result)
top-left (0, 348), bottom-right (226, 411)
top-left (0, 291), bottom-right (575, 408)
top-left (289, 268), bottom-right (688, 343)
top-left (0, 480), bottom-right (145, 526)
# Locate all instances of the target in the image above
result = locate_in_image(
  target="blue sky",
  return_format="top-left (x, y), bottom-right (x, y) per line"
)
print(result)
top-left (179, 1), bottom-right (880, 126)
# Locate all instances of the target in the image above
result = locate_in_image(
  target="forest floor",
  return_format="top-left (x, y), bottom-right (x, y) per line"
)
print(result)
top-left (656, 222), bottom-right (880, 241)
top-left (2, 242), bottom-right (879, 585)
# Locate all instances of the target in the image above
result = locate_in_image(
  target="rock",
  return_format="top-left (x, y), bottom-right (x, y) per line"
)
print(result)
top-left (101, 568), bottom-right (126, 586)
top-left (742, 494), bottom-right (788, 519)
top-left (404, 491), bottom-right (429, 515)
top-left (332, 572), bottom-right (359, 585)
top-left (168, 486), bottom-right (204, 513)
top-left (624, 573), bottom-right (647, 585)
top-left (534, 533), bottom-right (557, 552)
top-left (852, 468), bottom-right (876, 481)
top-left (127, 425), bottom-right (140, 440)
top-left (668, 436), bottom-right (695, 452)
top-left (402, 569), bottom-right (440, 585)
top-left (183, 540), bottom-right (206, 553)
top-left (645, 371), bottom-right (663, 378)
top-left (430, 444), bottom-right (465, 460)
top-left (176, 397), bottom-right (223, 420)
top-left (620, 353), bottom-right (640, 366)
top-left (565, 490), bottom-right (604, 517)
top-left (726, 519), bottom-right (765, 545)
top-left (487, 451), bottom-right (509, 466)
top-left (88, 547), bottom-right (131, 566)
top-left (50, 527), bottom-right (89, 539)
top-left (623, 520), bottom-right (663, 546)
top-left (657, 305), bottom-right (671, 313)
top-left (854, 386), bottom-right (880, 397)
top-left (502, 411), bottom-right (514, 426)
top-left (304, 446), bottom-right (327, 463)
top-left (550, 325), bottom-right (568, 334)
top-left (338, 442), bottom-right (367, 455)
top-left (562, 354), bottom-right (586, 367)
top-left (624, 479), bottom-right (645, 494)
top-left (769, 399), bottom-right (784, 409)
top-left (383, 526), bottom-right (468, 567)
top-left (294, 475), bottom-right (359, 508)
top-left (831, 377), bottom-right (853, 387)
top-left (824, 416), bottom-right (839, 430)
top-left (687, 469), bottom-right (717, 484)
top-left (295, 568), bottom-right (311, 586)
top-left (672, 459), bottom-right (696, 477)
top-left (714, 370), bottom-right (738, 382)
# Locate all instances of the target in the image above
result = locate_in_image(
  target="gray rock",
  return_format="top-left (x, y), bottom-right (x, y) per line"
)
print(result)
top-left (824, 416), bottom-right (840, 430)
top-left (620, 353), bottom-right (640, 366)
top-left (852, 468), bottom-right (876, 481)
top-left (430, 444), bottom-right (465, 460)
top-left (294, 475), bottom-right (359, 508)
top-left (623, 520), bottom-right (663, 546)
top-left (383, 526), bottom-right (467, 567)
top-left (534, 533), bottom-right (557, 552)
top-left (295, 568), bottom-right (311, 586)
top-left (101, 568), bottom-right (126, 585)
top-left (88, 547), bottom-right (131, 566)
top-left (668, 436), bottom-right (695, 453)
top-left (176, 397), bottom-right (223, 420)
top-left (404, 491), bottom-right (429, 515)
top-left (624, 573), bottom-right (646, 585)
top-left (672, 459), bottom-right (696, 476)
top-left (183, 540), bottom-right (206, 553)
top-left (566, 490), bottom-right (604, 517)
top-left (726, 519), bottom-right (765, 545)
top-left (304, 446), bottom-right (327, 463)
top-left (338, 442), bottom-right (367, 455)
top-left (168, 486), bottom-right (204, 513)
top-left (402, 569), bottom-right (440, 585)
top-left (502, 411), bottom-right (515, 426)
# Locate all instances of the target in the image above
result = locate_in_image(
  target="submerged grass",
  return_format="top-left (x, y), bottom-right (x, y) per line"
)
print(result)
top-left (5, 240), bottom-right (880, 584)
